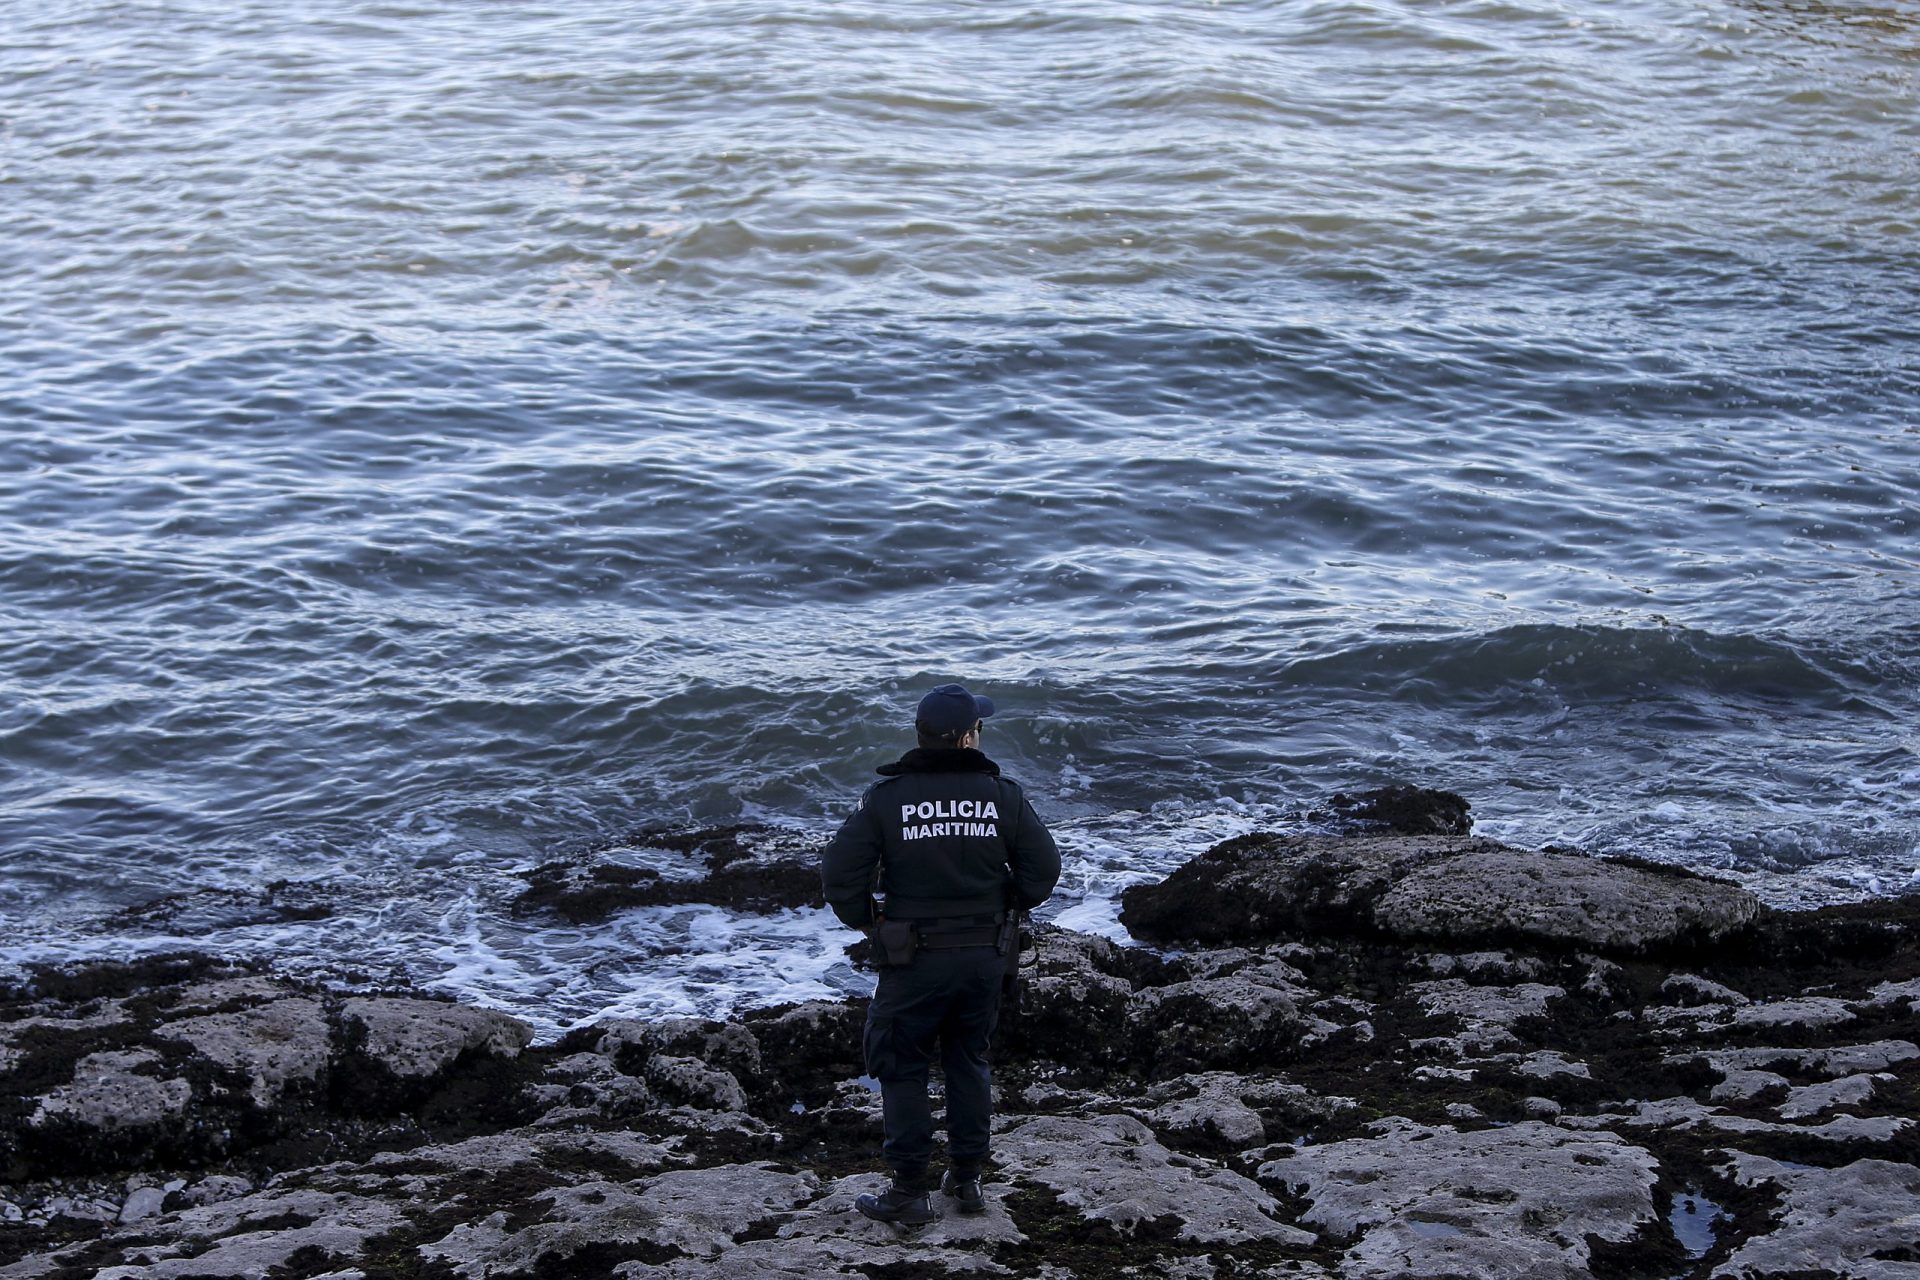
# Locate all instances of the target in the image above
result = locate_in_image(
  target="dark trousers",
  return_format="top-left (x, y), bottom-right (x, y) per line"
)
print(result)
top-left (863, 944), bottom-right (1003, 1189)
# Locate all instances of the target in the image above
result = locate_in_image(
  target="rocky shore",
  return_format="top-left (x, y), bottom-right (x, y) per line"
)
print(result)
top-left (5, 802), bottom-right (1919, 1279)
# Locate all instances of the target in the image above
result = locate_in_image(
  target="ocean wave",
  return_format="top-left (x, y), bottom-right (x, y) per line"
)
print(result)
top-left (1280, 623), bottom-right (1887, 709)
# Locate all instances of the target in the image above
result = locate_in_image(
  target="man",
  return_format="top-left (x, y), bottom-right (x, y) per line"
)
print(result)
top-left (821, 682), bottom-right (1061, 1225)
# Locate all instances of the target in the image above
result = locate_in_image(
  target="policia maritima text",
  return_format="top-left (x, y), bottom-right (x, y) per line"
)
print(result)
top-left (819, 683), bottom-right (1061, 1225)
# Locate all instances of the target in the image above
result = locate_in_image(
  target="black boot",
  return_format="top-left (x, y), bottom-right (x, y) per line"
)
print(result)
top-left (942, 1169), bottom-right (987, 1215)
top-left (856, 1182), bottom-right (937, 1225)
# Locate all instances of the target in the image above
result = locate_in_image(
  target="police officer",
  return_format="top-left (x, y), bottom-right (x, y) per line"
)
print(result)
top-left (821, 683), bottom-right (1061, 1224)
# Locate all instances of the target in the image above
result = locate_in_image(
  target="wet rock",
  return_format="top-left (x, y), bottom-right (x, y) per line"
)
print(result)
top-left (525, 1049), bottom-right (656, 1125)
top-left (1006, 928), bottom-right (1141, 1068)
top-left (737, 1000), bottom-right (863, 1098)
top-left (155, 996), bottom-right (331, 1107)
top-left (595, 1015), bottom-right (763, 1081)
top-left (1119, 833), bottom-right (1493, 944)
top-left (1709, 1069), bottom-right (1788, 1103)
top-left (0, 964), bottom-right (548, 1181)
top-left (1264, 1119), bottom-right (1662, 1280)
top-left (643, 1055), bottom-right (750, 1113)
top-left (27, 1051), bottom-right (192, 1132)
top-left (117, 1186), bottom-right (168, 1223)
top-left (419, 1164), bottom-right (818, 1275)
top-left (1558, 1097), bottom-right (1912, 1144)
top-left (1714, 1152), bottom-right (1920, 1279)
top-left (1869, 976), bottom-right (1920, 1011)
top-left (91, 1189), bottom-right (408, 1279)
top-left (179, 1175), bottom-right (254, 1207)
top-left (786, 1171), bottom-right (1028, 1249)
top-left (996, 1113), bottom-right (1315, 1246)
top-left (632, 1235), bottom-right (1012, 1279)
top-left (1681, 1040), bottom-right (1920, 1078)
top-left (1134, 1072), bottom-right (1354, 1152)
top-left (1142, 1088), bottom-right (1264, 1149)
top-left (164, 976), bottom-right (306, 1014)
top-left (1120, 832), bottom-right (1759, 956)
top-left (1421, 950), bottom-right (1552, 983)
top-left (5, 829), bottom-right (1918, 1280)
top-left (339, 996), bottom-right (532, 1080)
top-left (1642, 1002), bottom-right (1737, 1033)
top-left (1662, 972), bottom-right (1751, 1006)
top-left (107, 881), bottom-right (334, 933)
top-left (1133, 956), bottom-right (1330, 1074)
top-left (1514, 1050), bottom-right (1592, 1080)
top-left (1323, 785), bottom-right (1473, 836)
top-left (1374, 848), bottom-right (1760, 953)
top-left (512, 824), bottom-right (824, 922)
top-left (1776, 1072), bottom-right (1885, 1120)
top-left (1411, 980), bottom-right (1564, 1049)
top-left (1729, 995), bottom-right (1856, 1030)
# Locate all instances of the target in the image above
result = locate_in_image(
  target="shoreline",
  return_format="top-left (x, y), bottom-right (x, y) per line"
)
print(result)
top-left (4, 815), bottom-right (1918, 1278)
top-left (5, 782), bottom-right (1912, 1047)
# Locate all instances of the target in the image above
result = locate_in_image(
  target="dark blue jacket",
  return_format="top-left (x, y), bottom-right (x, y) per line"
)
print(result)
top-left (820, 747), bottom-right (1061, 929)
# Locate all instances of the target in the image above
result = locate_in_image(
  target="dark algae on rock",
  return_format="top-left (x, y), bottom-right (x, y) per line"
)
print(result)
top-left (5, 819), bottom-right (1920, 1277)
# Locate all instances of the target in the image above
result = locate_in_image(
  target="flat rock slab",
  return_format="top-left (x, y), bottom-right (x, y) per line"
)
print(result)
top-left (1263, 1119), bottom-right (1660, 1280)
top-left (1678, 1040), bottom-right (1920, 1080)
top-left (420, 1164), bottom-right (819, 1275)
top-left (788, 1173), bottom-right (1028, 1249)
top-left (1119, 834), bottom-right (1759, 954)
top-left (1558, 1098), bottom-right (1912, 1144)
top-left (622, 1235), bottom-right (1012, 1279)
top-left (91, 1190), bottom-right (409, 1280)
top-left (996, 1113), bottom-right (1314, 1246)
top-left (1714, 1153), bottom-right (1920, 1279)
top-left (1375, 850), bottom-right (1760, 953)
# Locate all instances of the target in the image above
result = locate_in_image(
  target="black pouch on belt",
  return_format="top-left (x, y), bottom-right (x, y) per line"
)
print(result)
top-left (876, 919), bottom-right (919, 968)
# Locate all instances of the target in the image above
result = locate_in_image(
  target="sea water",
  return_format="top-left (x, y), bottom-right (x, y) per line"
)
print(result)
top-left (2, 0), bottom-right (1916, 1033)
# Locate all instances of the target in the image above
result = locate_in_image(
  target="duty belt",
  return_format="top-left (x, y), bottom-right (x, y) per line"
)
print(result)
top-left (915, 925), bottom-right (1000, 950)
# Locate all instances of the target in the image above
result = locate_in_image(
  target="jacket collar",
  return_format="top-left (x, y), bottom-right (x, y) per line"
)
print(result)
top-left (877, 747), bottom-right (1001, 777)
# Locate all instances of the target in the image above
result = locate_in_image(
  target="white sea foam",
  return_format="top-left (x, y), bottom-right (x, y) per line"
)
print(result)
top-left (6, 796), bottom-right (1913, 1038)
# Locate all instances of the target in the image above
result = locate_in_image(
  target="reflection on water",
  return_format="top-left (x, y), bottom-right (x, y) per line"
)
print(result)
top-left (2, 0), bottom-right (1917, 1004)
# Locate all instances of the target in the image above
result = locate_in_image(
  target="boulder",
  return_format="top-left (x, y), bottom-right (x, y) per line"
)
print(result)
top-left (1131, 956), bottom-right (1330, 1073)
top-left (1119, 834), bottom-right (1491, 944)
top-left (27, 1051), bottom-right (192, 1132)
top-left (1136, 1071), bottom-right (1355, 1152)
top-left (339, 997), bottom-right (533, 1079)
top-left (1323, 785), bottom-right (1473, 836)
top-left (1004, 928), bottom-right (1141, 1068)
top-left (155, 997), bottom-right (332, 1107)
top-left (1121, 834), bottom-right (1762, 956)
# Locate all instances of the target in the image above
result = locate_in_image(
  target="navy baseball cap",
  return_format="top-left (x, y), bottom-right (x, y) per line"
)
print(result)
top-left (915, 683), bottom-right (994, 736)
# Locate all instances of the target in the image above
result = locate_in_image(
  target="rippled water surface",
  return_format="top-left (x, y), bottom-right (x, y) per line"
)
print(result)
top-left (3, 0), bottom-right (1917, 1025)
